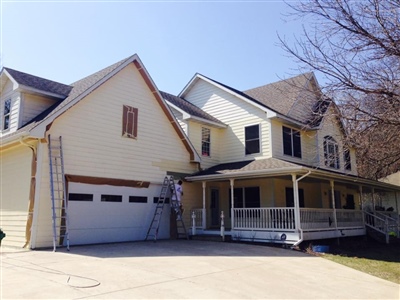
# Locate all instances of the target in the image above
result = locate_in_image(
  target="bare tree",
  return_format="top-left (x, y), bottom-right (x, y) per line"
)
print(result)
top-left (279, 0), bottom-right (400, 179)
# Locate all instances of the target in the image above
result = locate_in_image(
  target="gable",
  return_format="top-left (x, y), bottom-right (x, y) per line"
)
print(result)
top-left (47, 62), bottom-right (199, 181)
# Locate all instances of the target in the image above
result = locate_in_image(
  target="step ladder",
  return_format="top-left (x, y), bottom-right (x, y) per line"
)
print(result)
top-left (48, 135), bottom-right (70, 251)
top-left (145, 176), bottom-right (188, 241)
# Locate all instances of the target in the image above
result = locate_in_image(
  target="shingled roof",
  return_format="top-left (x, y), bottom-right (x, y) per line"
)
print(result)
top-left (4, 68), bottom-right (73, 97)
top-left (244, 73), bottom-right (330, 126)
top-left (160, 91), bottom-right (225, 126)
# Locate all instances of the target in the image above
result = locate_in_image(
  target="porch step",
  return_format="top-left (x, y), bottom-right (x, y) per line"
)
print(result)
top-left (190, 234), bottom-right (231, 242)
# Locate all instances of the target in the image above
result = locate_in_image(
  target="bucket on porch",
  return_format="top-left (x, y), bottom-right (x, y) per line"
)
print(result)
top-left (312, 245), bottom-right (330, 253)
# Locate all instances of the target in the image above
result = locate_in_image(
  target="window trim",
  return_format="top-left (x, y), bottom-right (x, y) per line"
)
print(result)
top-left (282, 126), bottom-right (302, 158)
top-left (3, 99), bottom-right (11, 130)
top-left (201, 127), bottom-right (211, 157)
top-left (244, 124), bottom-right (260, 155)
top-left (122, 105), bottom-right (138, 139)
top-left (343, 147), bottom-right (352, 171)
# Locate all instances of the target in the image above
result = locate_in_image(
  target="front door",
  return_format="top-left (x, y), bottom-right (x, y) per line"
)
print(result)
top-left (210, 188), bottom-right (220, 227)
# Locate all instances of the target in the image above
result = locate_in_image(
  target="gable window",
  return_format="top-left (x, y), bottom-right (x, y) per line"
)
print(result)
top-left (122, 105), bottom-right (138, 139)
top-left (245, 124), bottom-right (260, 155)
top-left (282, 126), bottom-right (302, 158)
top-left (324, 136), bottom-right (340, 169)
top-left (343, 147), bottom-right (352, 171)
top-left (3, 99), bottom-right (11, 130)
top-left (201, 127), bottom-right (211, 157)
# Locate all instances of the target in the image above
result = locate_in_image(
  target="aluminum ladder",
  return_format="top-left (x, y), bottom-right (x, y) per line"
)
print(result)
top-left (48, 135), bottom-right (70, 251)
top-left (145, 176), bottom-right (188, 241)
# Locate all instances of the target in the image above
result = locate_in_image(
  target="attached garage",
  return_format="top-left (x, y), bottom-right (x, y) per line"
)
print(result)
top-left (67, 181), bottom-right (170, 245)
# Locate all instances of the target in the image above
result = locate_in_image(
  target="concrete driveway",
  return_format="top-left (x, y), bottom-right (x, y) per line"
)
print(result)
top-left (1, 240), bottom-right (399, 299)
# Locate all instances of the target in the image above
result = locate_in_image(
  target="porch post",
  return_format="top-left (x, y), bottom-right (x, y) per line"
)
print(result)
top-left (372, 188), bottom-right (375, 211)
top-left (202, 181), bottom-right (206, 229)
top-left (395, 191), bottom-right (399, 214)
top-left (358, 185), bottom-right (363, 210)
top-left (291, 174), bottom-right (301, 231)
top-left (330, 180), bottom-right (338, 229)
top-left (230, 178), bottom-right (235, 230)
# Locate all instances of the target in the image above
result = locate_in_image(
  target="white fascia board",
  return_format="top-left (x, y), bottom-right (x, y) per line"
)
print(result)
top-left (2, 69), bottom-right (20, 90)
top-left (0, 131), bottom-right (30, 147)
top-left (29, 55), bottom-right (139, 138)
top-left (17, 85), bottom-right (67, 99)
top-left (269, 114), bottom-right (315, 131)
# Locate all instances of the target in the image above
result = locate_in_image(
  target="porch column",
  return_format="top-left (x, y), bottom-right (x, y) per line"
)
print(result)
top-left (202, 181), bottom-right (206, 229)
top-left (358, 185), bottom-right (363, 210)
top-left (372, 188), bottom-right (375, 211)
top-left (230, 178), bottom-right (235, 230)
top-left (395, 191), bottom-right (399, 215)
top-left (330, 180), bottom-right (338, 229)
top-left (291, 174), bottom-right (301, 231)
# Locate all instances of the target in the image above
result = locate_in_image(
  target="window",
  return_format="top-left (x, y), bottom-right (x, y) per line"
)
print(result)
top-left (229, 187), bottom-right (261, 208)
top-left (129, 196), bottom-right (148, 203)
top-left (68, 193), bottom-right (93, 202)
top-left (201, 127), bottom-right (211, 156)
top-left (344, 148), bottom-right (352, 170)
top-left (101, 195), bottom-right (122, 202)
top-left (122, 105), bottom-right (138, 138)
top-left (285, 188), bottom-right (305, 207)
top-left (324, 136), bottom-right (340, 169)
top-left (245, 125), bottom-right (260, 155)
top-left (3, 99), bottom-right (11, 130)
top-left (282, 126), bottom-right (302, 158)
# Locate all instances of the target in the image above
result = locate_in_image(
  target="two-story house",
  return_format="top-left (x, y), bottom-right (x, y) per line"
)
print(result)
top-left (0, 54), bottom-right (200, 249)
top-left (163, 73), bottom-right (400, 245)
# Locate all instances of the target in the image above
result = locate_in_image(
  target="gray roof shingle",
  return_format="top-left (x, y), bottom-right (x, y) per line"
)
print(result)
top-left (4, 68), bottom-right (73, 97)
top-left (188, 158), bottom-right (301, 177)
top-left (160, 91), bottom-right (225, 126)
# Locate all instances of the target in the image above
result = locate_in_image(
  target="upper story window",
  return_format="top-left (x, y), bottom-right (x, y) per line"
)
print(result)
top-left (201, 127), bottom-right (211, 157)
top-left (282, 126), bottom-right (302, 158)
top-left (245, 124), bottom-right (260, 155)
top-left (343, 147), bottom-right (352, 171)
top-left (324, 136), bottom-right (340, 169)
top-left (122, 105), bottom-right (138, 139)
top-left (3, 99), bottom-right (11, 130)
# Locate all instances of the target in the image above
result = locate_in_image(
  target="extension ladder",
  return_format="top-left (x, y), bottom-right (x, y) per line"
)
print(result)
top-left (48, 135), bottom-right (70, 251)
top-left (145, 176), bottom-right (188, 241)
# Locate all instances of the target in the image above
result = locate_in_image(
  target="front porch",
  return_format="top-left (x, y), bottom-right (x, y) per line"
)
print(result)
top-left (190, 207), bottom-right (366, 245)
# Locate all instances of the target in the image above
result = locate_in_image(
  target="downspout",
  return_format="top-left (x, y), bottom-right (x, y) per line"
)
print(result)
top-left (19, 137), bottom-right (38, 248)
top-left (292, 171), bottom-right (311, 248)
top-left (230, 179), bottom-right (235, 231)
top-left (202, 181), bottom-right (206, 229)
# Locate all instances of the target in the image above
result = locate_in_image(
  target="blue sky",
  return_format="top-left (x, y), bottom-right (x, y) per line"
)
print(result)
top-left (1, 1), bottom-right (306, 95)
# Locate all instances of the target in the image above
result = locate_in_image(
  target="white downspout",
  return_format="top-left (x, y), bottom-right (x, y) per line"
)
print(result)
top-left (292, 171), bottom-right (311, 248)
top-left (202, 181), bottom-right (206, 230)
top-left (230, 178), bottom-right (235, 231)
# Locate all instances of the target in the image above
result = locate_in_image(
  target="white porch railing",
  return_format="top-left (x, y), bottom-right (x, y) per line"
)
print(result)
top-left (233, 208), bottom-right (295, 231)
top-left (232, 208), bottom-right (364, 231)
top-left (190, 208), bottom-right (203, 228)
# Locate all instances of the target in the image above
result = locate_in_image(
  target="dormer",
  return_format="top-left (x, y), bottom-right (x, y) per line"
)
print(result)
top-left (0, 68), bottom-right (72, 136)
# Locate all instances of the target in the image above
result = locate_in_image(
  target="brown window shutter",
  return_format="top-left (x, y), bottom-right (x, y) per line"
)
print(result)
top-left (122, 105), bottom-right (138, 138)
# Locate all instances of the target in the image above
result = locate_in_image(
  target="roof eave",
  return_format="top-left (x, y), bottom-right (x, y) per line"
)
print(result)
top-left (17, 85), bottom-right (67, 99)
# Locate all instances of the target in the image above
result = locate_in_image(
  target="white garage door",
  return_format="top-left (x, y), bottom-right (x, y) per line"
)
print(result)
top-left (67, 182), bottom-right (170, 245)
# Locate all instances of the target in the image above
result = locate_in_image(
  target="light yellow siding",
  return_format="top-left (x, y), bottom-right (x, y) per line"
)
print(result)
top-left (184, 79), bottom-right (271, 162)
top-left (20, 93), bottom-right (58, 126)
top-left (318, 107), bottom-right (358, 175)
top-left (32, 63), bottom-right (198, 247)
top-left (270, 119), bottom-right (319, 166)
top-left (0, 144), bottom-right (33, 247)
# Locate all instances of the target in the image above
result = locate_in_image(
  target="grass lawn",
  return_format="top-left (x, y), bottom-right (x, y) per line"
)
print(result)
top-left (303, 237), bottom-right (400, 284)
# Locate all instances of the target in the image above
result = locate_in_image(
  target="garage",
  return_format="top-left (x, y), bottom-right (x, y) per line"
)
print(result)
top-left (67, 182), bottom-right (170, 245)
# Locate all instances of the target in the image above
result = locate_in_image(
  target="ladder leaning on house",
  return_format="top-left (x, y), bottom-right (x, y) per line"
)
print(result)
top-left (145, 175), bottom-right (188, 241)
top-left (47, 135), bottom-right (70, 251)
